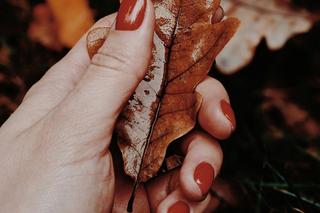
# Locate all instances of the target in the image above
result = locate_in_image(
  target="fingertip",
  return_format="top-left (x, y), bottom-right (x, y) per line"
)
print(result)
top-left (199, 98), bottom-right (234, 140)
top-left (117, 0), bottom-right (155, 34)
top-left (196, 77), bottom-right (236, 140)
top-left (179, 132), bottom-right (223, 202)
top-left (156, 190), bottom-right (189, 213)
top-left (142, 0), bottom-right (155, 31)
top-left (135, 0), bottom-right (155, 52)
top-left (220, 99), bottom-right (236, 132)
top-left (157, 189), bottom-right (211, 213)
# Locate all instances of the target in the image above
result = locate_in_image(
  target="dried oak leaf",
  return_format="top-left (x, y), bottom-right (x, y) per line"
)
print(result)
top-left (216, 0), bottom-right (320, 74)
top-left (87, 0), bottom-right (239, 182)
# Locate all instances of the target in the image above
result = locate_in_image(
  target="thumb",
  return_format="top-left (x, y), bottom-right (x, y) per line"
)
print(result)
top-left (51, 0), bottom-right (154, 139)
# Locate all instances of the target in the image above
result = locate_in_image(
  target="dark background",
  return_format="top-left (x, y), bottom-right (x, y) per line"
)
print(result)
top-left (1, 0), bottom-right (320, 212)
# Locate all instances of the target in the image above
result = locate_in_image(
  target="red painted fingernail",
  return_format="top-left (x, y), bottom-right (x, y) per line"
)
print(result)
top-left (116, 0), bottom-right (146, 30)
top-left (168, 201), bottom-right (190, 213)
top-left (220, 99), bottom-right (236, 131)
top-left (194, 162), bottom-right (215, 195)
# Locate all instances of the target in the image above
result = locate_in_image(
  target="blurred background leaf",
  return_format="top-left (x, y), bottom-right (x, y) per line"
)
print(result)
top-left (217, 0), bottom-right (320, 74)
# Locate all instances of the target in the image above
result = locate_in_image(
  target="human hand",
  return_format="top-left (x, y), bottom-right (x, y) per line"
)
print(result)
top-left (0, 0), bottom-right (235, 212)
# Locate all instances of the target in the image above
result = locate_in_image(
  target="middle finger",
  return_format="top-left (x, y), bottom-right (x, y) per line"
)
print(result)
top-left (196, 76), bottom-right (236, 140)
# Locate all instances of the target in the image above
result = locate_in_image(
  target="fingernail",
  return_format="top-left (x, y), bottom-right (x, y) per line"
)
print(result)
top-left (116, 0), bottom-right (146, 30)
top-left (168, 201), bottom-right (190, 213)
top-left (212, 6), bottom-right (224, 24)
top-left (220, 99), bottom-right (236, 131)
top-left (194, 162), bottom-right (215, 195)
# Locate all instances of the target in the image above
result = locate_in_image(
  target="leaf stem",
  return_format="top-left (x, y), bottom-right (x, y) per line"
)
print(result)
top-left (127, 181), bottom-right (139, 212)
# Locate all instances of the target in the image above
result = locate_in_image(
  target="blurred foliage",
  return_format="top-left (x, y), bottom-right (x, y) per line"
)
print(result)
top-left (215, 19), bottom-right (320, 213)
top-left (0, 0), bottom-right (319, 212)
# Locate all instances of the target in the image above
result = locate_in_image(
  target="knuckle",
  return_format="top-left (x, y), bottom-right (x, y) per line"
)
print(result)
top-left (89, 50), bottom-right (142, 84)
top-left (91, 50), bottom-right (128, 72)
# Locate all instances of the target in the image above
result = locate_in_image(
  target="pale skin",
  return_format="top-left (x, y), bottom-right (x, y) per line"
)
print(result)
top-left (0, 0), bottom-right (235, 212)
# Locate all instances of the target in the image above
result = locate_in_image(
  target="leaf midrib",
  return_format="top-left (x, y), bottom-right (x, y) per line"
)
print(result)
top-left (135, 0), bottom-right (184, 181)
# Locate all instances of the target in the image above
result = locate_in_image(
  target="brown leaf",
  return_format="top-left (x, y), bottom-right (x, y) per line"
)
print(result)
top-left (216, 0), bottom-right (320, 74)
top-left (87, 0), bottom-right (239, 183)
top-left (262, 87), bottom-right (320, 140)
top-left (47, 0), bottom-right (94, 47)
top-left (87, 27), bottom-right (111, 59)
top-left (165, 154), bottom-right (184, 171)
top-left (28, 4), bottom-right (62, 51)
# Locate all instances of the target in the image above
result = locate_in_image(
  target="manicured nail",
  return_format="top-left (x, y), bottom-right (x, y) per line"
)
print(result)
top-left (194, 162), bottom-right (215, 195)
top-left (168, 201), bottom-right (190, 213)
top-left (212, 6), bottom-right (224, 24)
top-left (220, 99), bottom-right (236, 131)
top-left (116, 0), bottom-right (146, 30)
